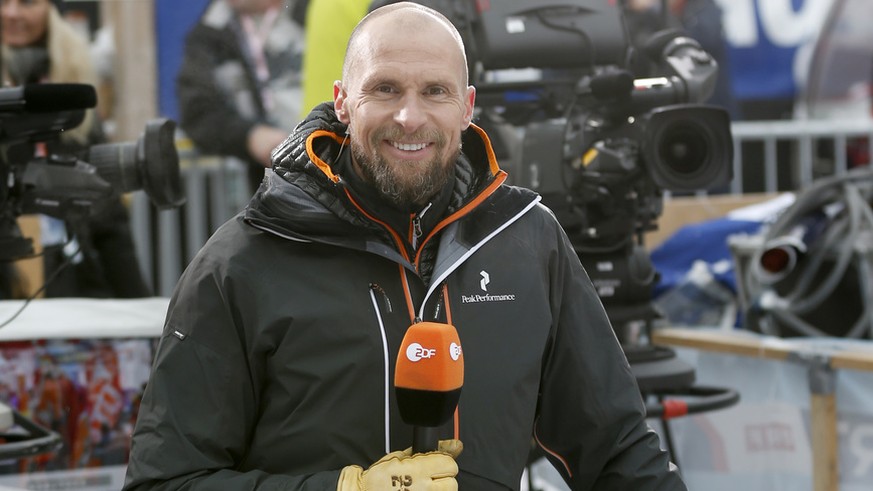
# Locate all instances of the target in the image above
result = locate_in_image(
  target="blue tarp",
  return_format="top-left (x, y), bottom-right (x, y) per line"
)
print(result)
top-left (650, 218), bottom-right (764, 297)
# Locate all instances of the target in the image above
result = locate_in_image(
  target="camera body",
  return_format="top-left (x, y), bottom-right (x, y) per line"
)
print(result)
top-left (0, 83), bottom-right (185, 261)
top-left (453, 0), bottom-right (734, 323)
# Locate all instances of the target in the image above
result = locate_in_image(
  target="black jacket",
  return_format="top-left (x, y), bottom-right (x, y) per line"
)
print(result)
top-left (124, 103), bottom-right (685, 490)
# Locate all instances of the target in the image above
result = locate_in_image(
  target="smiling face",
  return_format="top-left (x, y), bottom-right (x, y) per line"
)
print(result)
top-left (334, 5), bottom-right (475, 208)
top-left (1, 0), bottom-right (50, 48)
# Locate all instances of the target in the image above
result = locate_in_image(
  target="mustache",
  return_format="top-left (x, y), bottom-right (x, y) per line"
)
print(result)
top-left (372, 128), bottom-right (445, 146)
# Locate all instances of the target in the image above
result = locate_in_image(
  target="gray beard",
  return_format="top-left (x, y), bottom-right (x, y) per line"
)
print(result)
top-left (352, 140), bottom-right (460, 209)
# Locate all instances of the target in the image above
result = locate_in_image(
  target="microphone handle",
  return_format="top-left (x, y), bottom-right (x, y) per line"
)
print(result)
top-left (412, 426), bottom-right (439, 453)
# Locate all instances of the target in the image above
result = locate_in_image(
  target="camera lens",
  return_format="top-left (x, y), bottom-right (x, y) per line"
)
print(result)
top-left (657, 122), bottom-right (709, 175)
top-left (87, 119), bottom-right (184, 209)
top-left (87, 141), bottom-right (140, 193)
top-left (643, 105), bottom-right (732, 192)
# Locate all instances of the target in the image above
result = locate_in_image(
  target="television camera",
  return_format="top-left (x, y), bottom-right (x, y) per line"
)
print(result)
top-left (448, 0), bottom-right (734, 327)
top-left (0, 83), bottom-right (185, 263)
top-left (444, 0), bottom-right (741, 452)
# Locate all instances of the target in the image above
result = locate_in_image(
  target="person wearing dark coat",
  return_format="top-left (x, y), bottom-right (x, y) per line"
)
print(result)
top-left (124, 3), bottom-right (686, 490)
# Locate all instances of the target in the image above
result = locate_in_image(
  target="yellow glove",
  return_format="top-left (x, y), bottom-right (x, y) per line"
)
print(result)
top-left (337, 439), bottom-right (463, 491)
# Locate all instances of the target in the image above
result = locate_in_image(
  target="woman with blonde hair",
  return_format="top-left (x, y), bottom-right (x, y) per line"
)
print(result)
top-left (2, 0), bottom-right (98, 141)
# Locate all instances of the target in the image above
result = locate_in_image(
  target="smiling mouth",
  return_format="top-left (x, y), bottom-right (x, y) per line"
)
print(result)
top-left (390, 141), bottom-right (429, 152)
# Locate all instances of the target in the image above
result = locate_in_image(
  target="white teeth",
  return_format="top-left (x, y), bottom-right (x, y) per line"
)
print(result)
top-left (392, 141), bottom-right (427, 151)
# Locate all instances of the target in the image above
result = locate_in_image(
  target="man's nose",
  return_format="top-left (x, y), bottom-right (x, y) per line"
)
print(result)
top-left (393, 95), bottom-right (427, 131)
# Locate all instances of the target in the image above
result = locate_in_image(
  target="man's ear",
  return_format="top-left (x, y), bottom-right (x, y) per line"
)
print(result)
top-left (334, 81), bottom-right (350, 124)
top-left (461, 85), bottom-right (476, 129)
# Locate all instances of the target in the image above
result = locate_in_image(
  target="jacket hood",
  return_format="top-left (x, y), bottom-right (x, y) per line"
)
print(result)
top-left (244, 102), bottom-right (509, 248)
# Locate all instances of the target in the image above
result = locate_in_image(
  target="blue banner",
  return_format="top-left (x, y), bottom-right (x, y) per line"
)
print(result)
top-left (155, 0), bottom-right (211, 120)
top-left (715, 0), bottom-right (833, 101)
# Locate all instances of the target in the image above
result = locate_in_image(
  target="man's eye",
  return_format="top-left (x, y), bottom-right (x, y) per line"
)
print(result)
top-left (376, 85), bottom-right (394, 94)
top-left (427, 87), bottom-right (447, 96)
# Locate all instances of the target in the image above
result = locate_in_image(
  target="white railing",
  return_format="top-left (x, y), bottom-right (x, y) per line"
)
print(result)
top-left (729, 118), bottom-right (873, 194)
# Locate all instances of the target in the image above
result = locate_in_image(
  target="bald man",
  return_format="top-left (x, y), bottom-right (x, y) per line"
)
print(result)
top-left (124, 3), bottom-right (686, 490)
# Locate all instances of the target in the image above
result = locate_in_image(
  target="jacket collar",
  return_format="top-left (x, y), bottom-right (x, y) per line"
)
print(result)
top-left (245, 102), bottom-right (522, 254)
top-left (264, 103), bottom-right (504, 217)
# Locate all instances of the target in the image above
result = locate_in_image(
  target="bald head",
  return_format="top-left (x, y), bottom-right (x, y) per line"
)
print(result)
top-left (331, 1), bottom-right (476, 209)
top-left (342, 2), bottom-right (468, 87)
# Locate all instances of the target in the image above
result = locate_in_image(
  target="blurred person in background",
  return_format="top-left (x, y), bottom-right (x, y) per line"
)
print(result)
top-left (299, 0), bottom-right (369, 117)
top-left (176, 0), bottom-right (308, 193)
top-left (1, 0), bottom-right (150, 298)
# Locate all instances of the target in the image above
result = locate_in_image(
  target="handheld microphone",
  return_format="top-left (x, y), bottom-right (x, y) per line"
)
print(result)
top-left (0, 84), bottom-right (98, 113)
top-left (394, 321), bottom-right (464, 453)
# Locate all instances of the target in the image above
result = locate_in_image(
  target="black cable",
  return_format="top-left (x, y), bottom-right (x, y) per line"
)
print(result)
top-left (536, 10), bottom-right (597, 69)
top-left (0, 240), bottom-right (80, 330)
top-left (746, 168), bottom-right (873, 337)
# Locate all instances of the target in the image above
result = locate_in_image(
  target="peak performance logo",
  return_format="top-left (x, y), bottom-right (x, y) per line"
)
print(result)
top-left (461, 270), bottom-right (516, 304)
top-left (479, 271), bottom-right (490, 291)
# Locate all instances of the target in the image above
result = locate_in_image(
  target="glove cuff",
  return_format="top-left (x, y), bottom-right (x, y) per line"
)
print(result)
top-left (337, 465), bottom-right (364, 491)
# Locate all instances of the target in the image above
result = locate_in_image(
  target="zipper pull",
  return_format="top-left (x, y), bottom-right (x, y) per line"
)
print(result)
top-left (412, 215), bottom-right (423, 249)
top-left (411, 202), bottom-right (433, 249)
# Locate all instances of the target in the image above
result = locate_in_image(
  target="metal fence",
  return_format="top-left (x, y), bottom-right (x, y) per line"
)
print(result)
top-left (729, 118), bottom-right (873, 194)
top-left (130, 152), bottom-right (250, 296)
top-left (130, 119), bottom-right (873, 296)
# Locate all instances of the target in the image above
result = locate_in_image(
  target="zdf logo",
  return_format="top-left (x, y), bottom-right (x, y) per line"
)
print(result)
top-left (406, 343), bottom-right (436, 362)
top-left (449, 342), bottom-right (462, 361)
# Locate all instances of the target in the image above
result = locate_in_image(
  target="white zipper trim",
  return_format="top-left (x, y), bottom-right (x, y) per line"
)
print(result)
top-left (369, 288), bottom-right (392, 454)
top-left (418, 195), bottom-right (543, 319)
